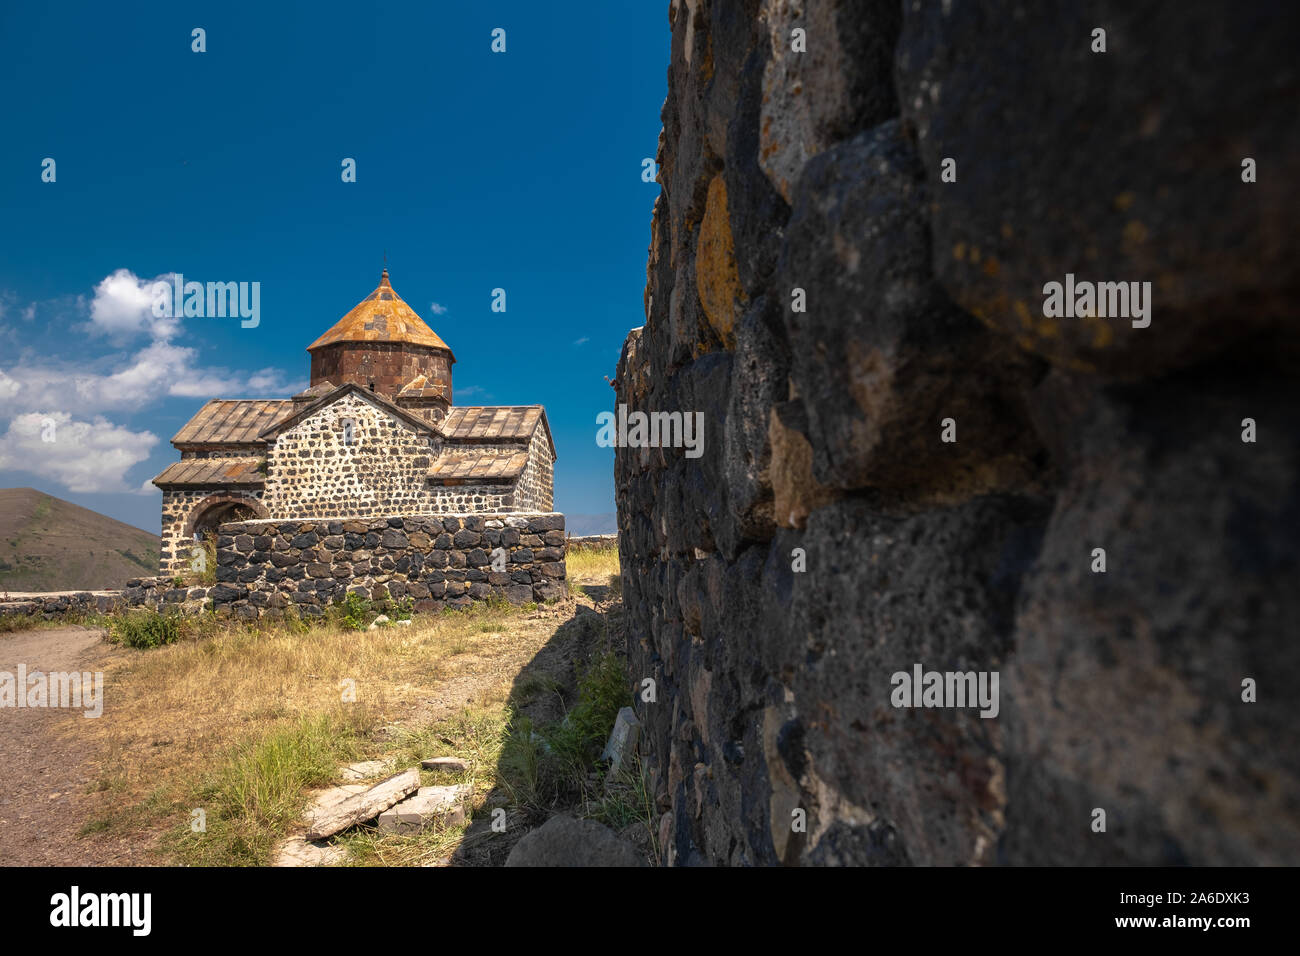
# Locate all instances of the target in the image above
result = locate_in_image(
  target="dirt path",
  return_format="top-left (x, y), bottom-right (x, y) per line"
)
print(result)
top-left (0, 626), bottom-right (150, 866)
top-left (0, 575), bottom-right (623, 867)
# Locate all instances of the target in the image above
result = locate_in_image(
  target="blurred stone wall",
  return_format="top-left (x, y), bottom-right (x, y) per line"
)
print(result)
top-left (614, 0), bottom-right (1298, 865)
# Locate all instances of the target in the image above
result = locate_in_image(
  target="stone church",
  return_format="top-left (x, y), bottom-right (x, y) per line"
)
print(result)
top-left (152, 270), bottom-right (556, 574)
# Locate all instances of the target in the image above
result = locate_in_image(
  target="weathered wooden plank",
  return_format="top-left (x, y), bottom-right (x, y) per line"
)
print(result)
top-left (305, 769), bottom-right (420, 841)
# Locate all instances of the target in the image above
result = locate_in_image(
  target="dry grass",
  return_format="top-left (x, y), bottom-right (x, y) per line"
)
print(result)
top-left (59, 545), bottom-right (623, 865)
top-left (565, 544), bottom-right (619, 580)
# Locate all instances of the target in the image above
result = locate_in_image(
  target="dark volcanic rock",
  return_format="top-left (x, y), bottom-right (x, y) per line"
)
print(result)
top-left (895, 0), bottom-right (1300, 379)
top-left (780, 121), bottom-right (1045, 502)
top-left (613, 0), bottom-right (1299, 867)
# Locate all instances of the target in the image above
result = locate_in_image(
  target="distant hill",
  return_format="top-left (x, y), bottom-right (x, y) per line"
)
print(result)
top-left (0, 488), bottom-right (159, 593)
top-left (565, 513), bottom-right (618, 536)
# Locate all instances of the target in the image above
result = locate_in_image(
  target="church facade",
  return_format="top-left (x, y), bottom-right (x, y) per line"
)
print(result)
top-left (152, 270), bottom-right (556, 575)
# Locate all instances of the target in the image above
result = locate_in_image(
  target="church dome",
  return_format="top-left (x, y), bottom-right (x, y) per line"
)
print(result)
top-left (307, 269), bottom-right (455, 401)
top-left (307, 269), bottom-right (452, 353)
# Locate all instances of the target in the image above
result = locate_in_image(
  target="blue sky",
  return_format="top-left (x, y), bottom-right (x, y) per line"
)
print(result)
top-left (0, 0), bottom-right (666, 533)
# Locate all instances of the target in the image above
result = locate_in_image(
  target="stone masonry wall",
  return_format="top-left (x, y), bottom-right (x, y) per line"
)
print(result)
top-left (209, 513), bottom-right (566, 619)
top-left (4, 513), bottom-right (567, 622)
top-left (425, 485), bottom-right (515, 512)
top-left (157, 393), bottom-right (553, 573)
top-left (614, 1), bottom-right (1299, 866)
top-left (0, 578), bottom-right (212, 622)
top-left (262, 391), bottom-right (439, 519)
top-left (516, 426), bottom-right (555, 511)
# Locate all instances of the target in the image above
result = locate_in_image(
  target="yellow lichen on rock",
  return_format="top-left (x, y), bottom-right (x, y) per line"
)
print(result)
top-left (767, 404), bottom-right (839, 529)
top-left (695, 174), bottom-right (745, 349)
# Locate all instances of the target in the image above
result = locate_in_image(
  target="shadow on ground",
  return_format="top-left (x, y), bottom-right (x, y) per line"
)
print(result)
top-left (447, 589), bottom-right (652, 866)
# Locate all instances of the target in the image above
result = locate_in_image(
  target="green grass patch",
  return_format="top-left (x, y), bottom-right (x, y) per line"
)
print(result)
top-left (338, 649), bottom-right (642, 865)
top-left (339, 707), bottom-right (507, 867)
top-left (117, 548), bottom-right (157, 573)
top-left (496, 650), bottom-right (631, 812)
top-left (544, 651), bottom-right (627, 770)
top-left (331, 592), bottom-right (416, 631)
top-left (170, 710), bottom-right (373, 866)
top-left (336, 591), bottom-right (373, 631)
top-left (77, 817), bottom-right (113, 837)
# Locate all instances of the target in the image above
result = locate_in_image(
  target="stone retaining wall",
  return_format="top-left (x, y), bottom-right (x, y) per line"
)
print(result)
top-left (2, 512), bottom-right (567, 622)
top-left (614, 0), bottom-right (1299, 866)
top-left (565, 534), bottom-right (618, 550)
top-left (209, 513), bottom-right (566, 619)
top-left (0, 580), bottom-right (211, 620)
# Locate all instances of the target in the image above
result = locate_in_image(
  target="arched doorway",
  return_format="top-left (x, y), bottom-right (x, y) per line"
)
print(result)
top-left (184, 494), bottom-right (268, 540)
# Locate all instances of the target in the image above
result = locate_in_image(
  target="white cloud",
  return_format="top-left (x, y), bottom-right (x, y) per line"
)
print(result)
top-left (0, 269), bottom-right (299, 492)
top-left (246, 369), bottom-right (302, 394)
top-left (0, 292), bottom-right (35, 327)
top-left (456, 385), bottom-right (488, 399)
top-left (0, 342), bottom-right (296, 417)
top-left (0, 412), bottom-right (159, 494)
top-left (0, 269), bottom-right (297, 417)
top-left (86, 268), bottom-right (179, 341)
top-left (573, 336), bottom-right (589, 346)
top-left (429, 302), bottom-right (448, 315)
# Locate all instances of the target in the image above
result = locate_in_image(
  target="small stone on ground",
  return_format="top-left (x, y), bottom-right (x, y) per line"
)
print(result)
top-left (340, 760), bottom-right (387, 781)
top-left (420, 756), bottom-right (469, 772)
top-left (600, 706), bottom-right (641, 778)
top-left (378, 784), bottom-right (471, 833)
top-left (275, 836), bottom-right (346, 867)
top-left (306, 769), bottom-right (421, 841)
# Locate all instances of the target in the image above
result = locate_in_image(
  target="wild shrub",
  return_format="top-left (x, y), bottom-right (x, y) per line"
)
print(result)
top-left (337, 591), bottom-right (373, 631)
top-left (106, 609), bottom-right (182, 649)
top-left (545, 651), bottom-right (628, 770)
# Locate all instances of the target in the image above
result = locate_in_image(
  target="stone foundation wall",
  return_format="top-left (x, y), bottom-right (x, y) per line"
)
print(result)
top-left (613, 0), bottom-right (1299, 866)
top-left (566, 534), bottom-right (618, 550)
top-left (209, 513), bottom-right (566, 619)
top-left (4, 513), bottom-right (567, 622)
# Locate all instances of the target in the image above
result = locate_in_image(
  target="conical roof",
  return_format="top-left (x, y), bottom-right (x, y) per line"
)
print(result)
top-left (307, 269), bottom-right (451, 352)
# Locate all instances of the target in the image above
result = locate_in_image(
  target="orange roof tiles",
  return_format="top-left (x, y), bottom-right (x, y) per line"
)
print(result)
top-left (152, 457), bottom-right (265, 487)
top-left (441, 405), bottom-right (542, 441)
top-left (307, 270), bottom-right (451, 352)
top-left (427, 451), bottom-right (529, 482)
top-left (171, 400), bottom-right (293, 445)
